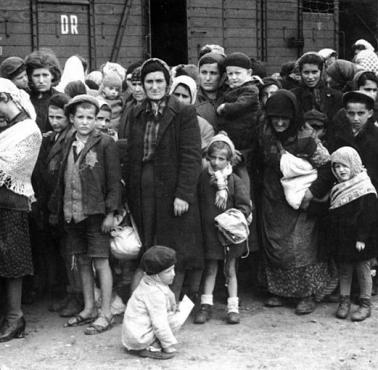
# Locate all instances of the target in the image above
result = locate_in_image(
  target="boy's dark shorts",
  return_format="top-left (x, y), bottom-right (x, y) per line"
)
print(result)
top-left (65, 214), bottom-right (110, 258)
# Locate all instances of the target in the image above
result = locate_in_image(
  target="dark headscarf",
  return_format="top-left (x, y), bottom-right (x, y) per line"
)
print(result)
top-left (265, 89), bottom-right (301, 140)
top-left (327, 60), bottom-right (361, 91)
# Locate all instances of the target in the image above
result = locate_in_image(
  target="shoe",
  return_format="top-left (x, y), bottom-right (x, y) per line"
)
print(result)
top-left (226, 311), bottom-right (240, 324)
top-left (84, 314), bottom-right (114, 335)
top-left (335, 295), bottom-right (351, 319)
top-left (193, 304), bottom-right (212, 324)
top-left (137, 348), bottom-right (175, 360)
top-left (351, 298), bottom-right (371, 322)
top-left (64, 312), bottom-right (97, 327)
top-left (59, 294), bottom-right (83, 318)
top-left (295, 297), bottom-right (316, 315)
top-left (264, 296), bottom-right (284, 307)
top-left (0, 317), bottom-right (25, 342)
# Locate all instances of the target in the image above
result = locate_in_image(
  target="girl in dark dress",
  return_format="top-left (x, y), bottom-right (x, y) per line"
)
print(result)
top-left (329, 146), bottom-right (377, 321)
top-left (194, 132), bottom-right (251, 325)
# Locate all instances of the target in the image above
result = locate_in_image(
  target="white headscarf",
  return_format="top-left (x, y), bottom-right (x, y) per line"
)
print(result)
top-left (56, 56), bottom-right (86, 93)
top-left (169, 75), bottom-right (197, 104)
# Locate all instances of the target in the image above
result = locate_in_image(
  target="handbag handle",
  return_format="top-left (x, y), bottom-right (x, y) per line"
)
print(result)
top-left (123, 202), bottom-right (142, 245)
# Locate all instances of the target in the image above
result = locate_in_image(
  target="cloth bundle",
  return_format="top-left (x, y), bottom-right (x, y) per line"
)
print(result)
top-left (280, 150), bottom-right (318, 210)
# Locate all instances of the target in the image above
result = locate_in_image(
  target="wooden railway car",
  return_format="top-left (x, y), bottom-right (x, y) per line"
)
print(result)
top-left (0, 0), bottom-right (339, 73)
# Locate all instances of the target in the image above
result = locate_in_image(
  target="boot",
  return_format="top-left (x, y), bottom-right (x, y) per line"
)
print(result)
top-left (351, 298), bottom-right (371, 322)
top-left (194, 304), bottom-right (212, 324)
top-left (0, 317), bottom-right (25, 342)
top-left (335, 295), bottom-right (351, 319)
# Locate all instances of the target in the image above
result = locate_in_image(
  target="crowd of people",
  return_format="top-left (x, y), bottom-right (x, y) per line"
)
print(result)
top-left (1, 38), bottom-right (378, 359)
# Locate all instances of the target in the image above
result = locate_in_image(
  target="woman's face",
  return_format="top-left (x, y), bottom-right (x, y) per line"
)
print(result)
top-left (301, 63), bottom-right (321, 88)
top-left (199, 63), bottom-right (221, 93)
top-left (143, 71), bottom-right (167, 101)
top-left (262, 84), bottom-right (279, 106)
top-left (173, 84), bottom-right (191, 105)
top-left (131, 80), bottom-right (145, 102)
top-left (158, 265), bottom-right (175, 285)
top-left (271, 116), bottom-right (291, 133)
top-left (31, 68), bottom-right (53, 92)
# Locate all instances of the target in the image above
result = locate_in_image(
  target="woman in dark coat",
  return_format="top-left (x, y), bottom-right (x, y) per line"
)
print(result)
top-left (258, 90), bottom-right (331, 315)
top-left (125, 58), bottom-right (203, 299)
top-left (291, 52), bottom-right (342, 125)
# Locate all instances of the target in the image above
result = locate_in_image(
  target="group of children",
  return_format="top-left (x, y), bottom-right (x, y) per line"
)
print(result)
top-left (1, 42), bottom-right (378, 360)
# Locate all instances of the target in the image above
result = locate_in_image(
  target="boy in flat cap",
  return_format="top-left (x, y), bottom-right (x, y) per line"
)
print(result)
top-left (49, 94), bottom-right (122, 335)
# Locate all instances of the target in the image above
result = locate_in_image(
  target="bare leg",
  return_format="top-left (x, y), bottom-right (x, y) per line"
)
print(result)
top-left (93, 258), bottom-right (113, 318)
top-left (77, 255), bottom-right (96, 317)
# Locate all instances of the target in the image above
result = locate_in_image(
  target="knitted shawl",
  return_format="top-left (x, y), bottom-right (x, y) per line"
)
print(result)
top-left (0, 118), bottom-right (42, 199)
top-left (330, 146), bottom-right (377, 209)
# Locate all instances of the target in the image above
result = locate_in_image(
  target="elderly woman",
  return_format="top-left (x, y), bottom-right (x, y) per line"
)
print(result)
top-left (125, 58), bottom-right (203, 300)
top-left (0, 79), bottom-right (42, 341)
top-left (258, 90), bottom-right (331, 315)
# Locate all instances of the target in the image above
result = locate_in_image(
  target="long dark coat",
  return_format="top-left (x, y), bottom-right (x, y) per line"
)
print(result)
top-left (125, 96), bottom-right (203, 270)
top-left (329, 193), bottom-right (378, 263)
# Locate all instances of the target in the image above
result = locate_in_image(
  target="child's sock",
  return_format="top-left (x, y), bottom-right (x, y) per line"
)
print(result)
top-left (227, 297), bottom-right (239, 313)
top-left (200, 294), bottom-right (213, 306)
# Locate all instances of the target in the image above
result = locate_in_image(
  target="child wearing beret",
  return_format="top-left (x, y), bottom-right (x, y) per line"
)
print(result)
top-left (122, 246), bottom-right (180, 360)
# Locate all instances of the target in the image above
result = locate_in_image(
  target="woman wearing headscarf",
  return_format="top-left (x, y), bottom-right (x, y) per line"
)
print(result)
top-left (326, 59), bottom-right (362, 93)
top-left (257, 90), bottom-right (332, 315)
top-left (291, 52), bottom-right (343, 125)
top-left (0, 79), bottom-right (42, 342)
top-left (170, 74), bottom-right (214, 152)
top-left (55, 55), bottom-right (86, 94)
top-left (125, 58), bottom-right (203, 300)
top-left (25, 48), bottom-right (62, 133)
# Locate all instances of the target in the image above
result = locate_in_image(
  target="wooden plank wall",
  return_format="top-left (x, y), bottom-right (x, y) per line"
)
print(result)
top-left (302, 12), bottom-right (335, 53)
top-left (0, 0), bottom-right (145, 71)
top-left (0, 0), bottom-right (31, 59)
top-left (187, 0), bottom-right (257, 63)
top-left (265, 0), bottom-right (299, 74)
top-left (94, 0), bottom-right (144, 70)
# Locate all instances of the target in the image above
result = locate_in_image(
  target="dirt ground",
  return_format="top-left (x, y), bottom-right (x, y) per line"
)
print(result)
top-left (1, 288), bottom-right (378, 370)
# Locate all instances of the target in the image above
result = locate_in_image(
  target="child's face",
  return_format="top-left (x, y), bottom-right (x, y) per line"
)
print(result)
top-left (345, 102), bottom-right (373, 135)
top-left (333, 162), bottom-right (352, 182)
top-left (70, 105), bottom-right (97, 137)
top-left (208, 148), bottom-right (230, 171)
top-left (173, 85), bottom-right (191, 105)
top-left (158, 265), bottom-right (175, 285)
top-left (226, 66), bottom-right (252, 88)
top-left (262, 84), bottom-right (279, 106)
top-left (359, 80), bottom-right (378, 101)
top-left (12, 70), bottom-right (29, 90)
top-left (102, 85), bottom-right (120, 100)
top-left (95, 109), bottom-right (111, 132)
top-left (301, 63), bottom-right (321, 88)
top-left (48, 106), bottom-right (69, 133)
top-left (271, 116), bottom-right (290, 133)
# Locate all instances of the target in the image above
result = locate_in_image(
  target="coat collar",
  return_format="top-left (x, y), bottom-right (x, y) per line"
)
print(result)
top-left (134, 95), bottom-right (181, 146)
top-left (47, 126), bottom-right (75, 163)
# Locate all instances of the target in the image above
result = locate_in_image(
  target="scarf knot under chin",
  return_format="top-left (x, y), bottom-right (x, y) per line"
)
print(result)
top-left (0, 119), bottom-right (42, 200)
top-left (330, 170), bottom-right (377, 209)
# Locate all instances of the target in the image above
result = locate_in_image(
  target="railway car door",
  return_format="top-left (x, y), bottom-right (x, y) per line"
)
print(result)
top-left (37, 2), bottom-right (91, 67)
top-left (149, 0), bottom-right (188, 66)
